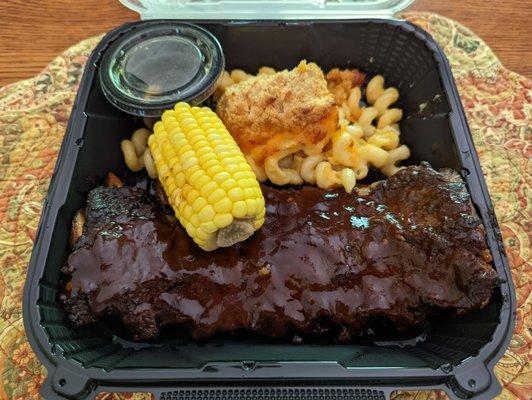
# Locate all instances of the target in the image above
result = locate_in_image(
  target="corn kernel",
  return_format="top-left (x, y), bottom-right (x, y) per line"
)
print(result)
top-left (232, 201), bottom-right (247, 218)
top-left (177, 145), bottom-right (193, 157)
top-left (171, 129), bottom-right (184, 138)
top-left (209, 140), bottom-right (223, 149)
top-left (165, 121), bottom-right (179, 133)
top-left (194, 174), bottom-right (210, 189)
top-left (214, 197), bottom-right (232, 213)
top-left (168, 156), bottom-right (179, 171)
top-left (244, 188), bottom-right (255, 199)
top-left (181, 183), bottom-right (192, 198)
top-left (206, 130), bottom-right (221, 139)
top-left (253, 187), bottom-right (263, 198)
top-left (185, 165), bottom-right (200, 180)
top-left (165, 179), bottom-right (177, 195)
top-left (158, 164), bottom-right (169, 179)
top-left (196, 239), bottom-right (208, 248)
top-left (225, 164), bottom-right (240, 174)
top-left (197, 117), bottom-right (212, 125)
top-left (208, 188), bottom-right (226, 204)
top-left (175, 172), bottom-right (186, 187)
top-left (223, 136), bottom-right (237, 144)
top-left (234, 171), bottom-right (252, 181)
top-left (161, 142), bottom-right (173, 155)
top-left (181, 156), bottom-right (198, 171)
top-left (183, 204), bottom-right (193, 221)
top-left (202, 158), bottom-right (219, 170)
top-left (228, 187), bottom-right (244, 202)
top-left (169, 135), bottom-right (184, 149)
top-left (171, 189), bottom-right (182, 205)
top-left (189, 169), bottom-right (204, 183)
top-left (207, 165), bottom-right (224, 177)
top-left (213, 213), bottom-right (233, 228)
top-left (186, 188), bottom-right (200, 204)
top-left (241, 178), bottom-right (256, 189)
top-left (246, 199), bottom-right (258, 215)
top-left (193, 140), bottom-right (210, 150)
top-left (195, 228), bottom-right (210, 241)
top-left (178, 117), bottom-right (196, 126)
top-left (200, 181), bottom-right (218, 198)
top-left (201, 221), bottom-right (218, 234)
top-left (214, 144), bottom-right (230, 153)
top-left (221, 178), bottom-right (237, 192)
top-left (188, 126), bottom-right (204, 135)
top-left (198, 205), bottom-right (215, 222)
top-left (174, 102), bottom-right (190, 111)
top-left (239, 162), bottom-right (252, 172)
top-left (192, 197), bottom-right (208, 213)
top-left (161, 109), bottom-right (174, 122)
top-left (185, 223), bottom-right (196, 237)
top-left (217, 152), bottom-right (232, 162)
top-left (190, 214), bottom-right (200, 228)
top-left (213, 171), bottom-right (231, 185)
top-left (153, 121), bottom-right (164, 133)
top-left (196, 147), bottom-right (213, 158)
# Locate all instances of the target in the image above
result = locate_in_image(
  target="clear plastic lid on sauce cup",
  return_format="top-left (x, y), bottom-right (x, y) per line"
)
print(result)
top-left (99, 22), bottom-right (224, 117)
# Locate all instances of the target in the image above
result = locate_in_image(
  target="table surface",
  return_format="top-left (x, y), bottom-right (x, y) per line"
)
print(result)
top-left (0, 0), bottom-right (531, 87)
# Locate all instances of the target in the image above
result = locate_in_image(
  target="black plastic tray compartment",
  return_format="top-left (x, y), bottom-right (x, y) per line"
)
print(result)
top-left (23, 19), bottom-right (515, 400)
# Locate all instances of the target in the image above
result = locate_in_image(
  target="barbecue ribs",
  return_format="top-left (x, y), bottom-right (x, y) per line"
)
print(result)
top-left (62, 164), bottom-right (499, 341)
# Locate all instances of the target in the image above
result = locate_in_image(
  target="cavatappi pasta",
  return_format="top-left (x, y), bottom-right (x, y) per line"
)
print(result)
top-left (122, 64), bottom-right (411, 194)
top-left (120, 128), bottom-right (158, 179)
top-left (213, 68), bottom-right (410, 193)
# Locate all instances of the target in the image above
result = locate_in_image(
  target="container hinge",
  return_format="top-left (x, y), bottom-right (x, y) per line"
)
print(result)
top-left (43, 366), bottom-right (94, 399)
top-left (448, 364), bottom-right (499, 399)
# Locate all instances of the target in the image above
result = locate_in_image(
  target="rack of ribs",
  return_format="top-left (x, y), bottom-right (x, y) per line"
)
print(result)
top-left (62, 164), bottom-right (500, 341)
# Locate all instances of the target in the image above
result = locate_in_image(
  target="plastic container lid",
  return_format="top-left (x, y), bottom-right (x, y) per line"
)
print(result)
top-left (119, 0), bottom-right (415, 20)
top-left (99, 21), bottom-right (224, 116)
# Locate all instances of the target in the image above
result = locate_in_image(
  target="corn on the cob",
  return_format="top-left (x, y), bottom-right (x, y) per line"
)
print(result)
top-left (148, 102), bottom-right (266, 251)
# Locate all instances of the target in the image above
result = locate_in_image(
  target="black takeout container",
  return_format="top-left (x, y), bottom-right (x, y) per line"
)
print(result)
top-left (23, 19), bottom-right (515, 400)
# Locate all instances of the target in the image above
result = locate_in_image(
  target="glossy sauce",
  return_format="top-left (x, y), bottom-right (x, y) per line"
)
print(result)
top-left (66, 166), bottom-right (498, 341)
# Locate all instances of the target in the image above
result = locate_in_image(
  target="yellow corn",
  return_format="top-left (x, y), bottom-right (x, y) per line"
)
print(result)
top-left (148, 102), bottom-right (266, 251)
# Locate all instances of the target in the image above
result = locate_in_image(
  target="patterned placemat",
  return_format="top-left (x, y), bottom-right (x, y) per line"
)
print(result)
top-left (0, 12), bottom-right (530, 400)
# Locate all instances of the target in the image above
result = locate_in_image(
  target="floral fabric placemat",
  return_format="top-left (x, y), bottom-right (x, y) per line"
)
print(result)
top-left (0, 12), bottom-right (530, 400)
